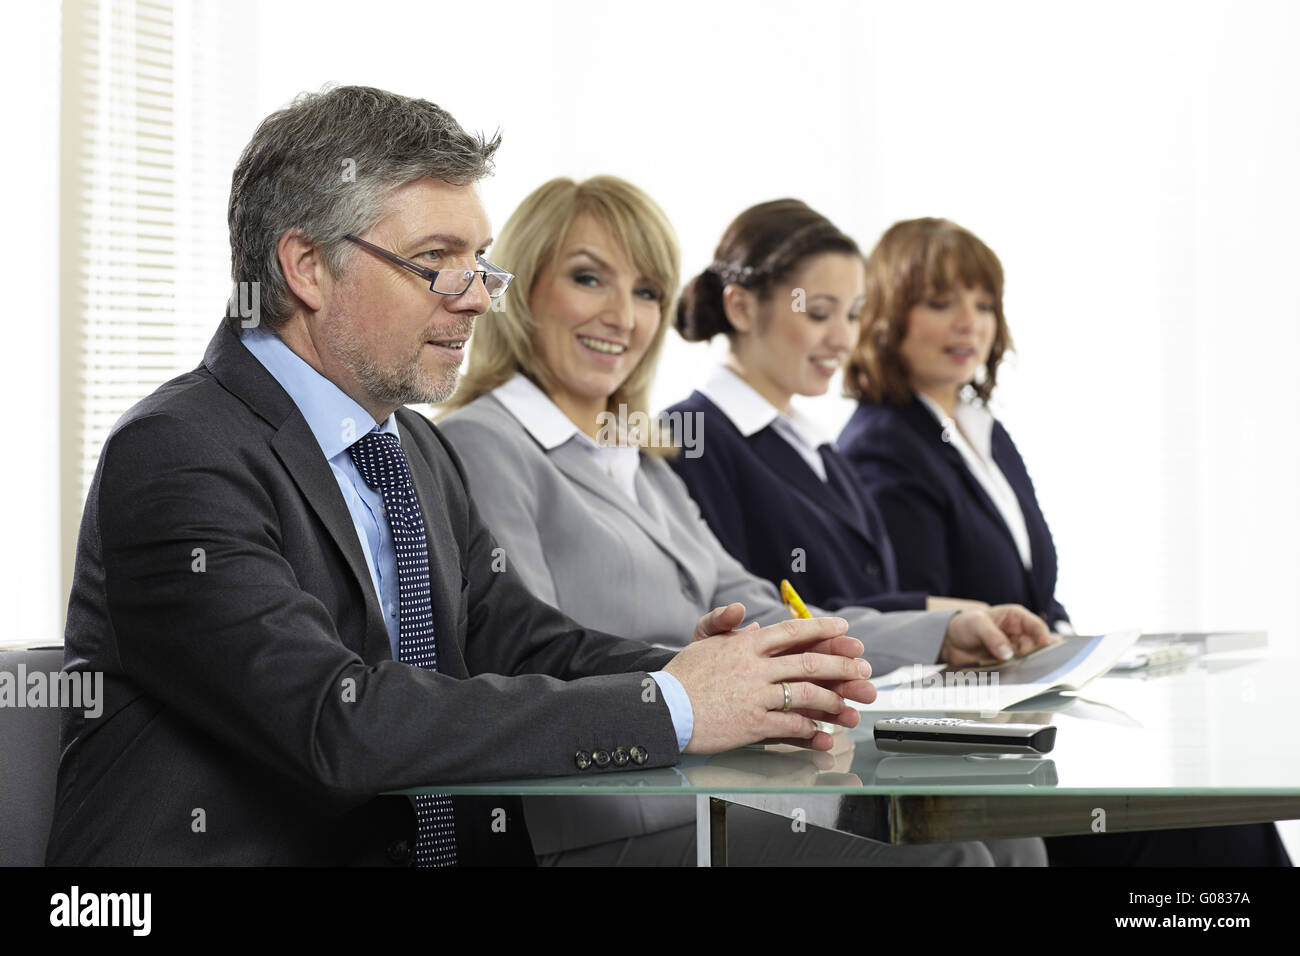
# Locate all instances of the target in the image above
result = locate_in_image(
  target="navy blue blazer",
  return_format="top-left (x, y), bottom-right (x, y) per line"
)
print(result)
top-left (837, 398), bottom-right (1069, 628)
top-left (663, 392), bottom-right (927, 614)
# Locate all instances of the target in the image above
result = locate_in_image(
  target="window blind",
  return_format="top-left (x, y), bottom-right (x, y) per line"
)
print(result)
top-left (61, 0), bottom-right (256, 594)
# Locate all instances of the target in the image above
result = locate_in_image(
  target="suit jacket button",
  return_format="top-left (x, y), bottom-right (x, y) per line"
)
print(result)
top-left (629, 745), bottom-right (648, 765)
top-left (574, 750), bottom-right (592, 770)
top-left (864, 561), bottom-right (881, 578)
top-left (593, 749), bottom-right (611, 769)
top-left (386, 839), bottom-right (412, 864)
top-left (612, 747), bottom-right (630, 767)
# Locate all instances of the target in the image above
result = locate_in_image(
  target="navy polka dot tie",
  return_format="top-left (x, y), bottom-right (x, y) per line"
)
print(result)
top-left (348, 430), bottom-right (457, 867)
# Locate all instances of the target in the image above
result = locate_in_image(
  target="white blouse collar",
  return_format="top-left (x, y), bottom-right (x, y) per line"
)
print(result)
top-left (493, 371), bottom-right (592, 451)
top-left (491, 372), bottom-right (642, 503)
top-left (699, 365), bottom-right (828, 450)
top-left (915, 391), bottom-right (996, 464)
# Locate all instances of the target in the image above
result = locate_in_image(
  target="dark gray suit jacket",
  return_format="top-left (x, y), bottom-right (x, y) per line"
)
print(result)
top-left (46, 322), bottom-right (678, 865)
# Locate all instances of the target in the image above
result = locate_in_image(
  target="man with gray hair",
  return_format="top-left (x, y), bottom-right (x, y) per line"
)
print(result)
top-left (47, 86), bottom-right (879, 866)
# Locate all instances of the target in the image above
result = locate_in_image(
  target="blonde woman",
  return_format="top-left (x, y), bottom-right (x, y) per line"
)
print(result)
top-left (437, 176), bottom-right (1051, 866)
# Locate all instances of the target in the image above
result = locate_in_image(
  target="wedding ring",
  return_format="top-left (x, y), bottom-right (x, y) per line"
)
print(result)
top-left (781, 681), bottom-right (792, 712)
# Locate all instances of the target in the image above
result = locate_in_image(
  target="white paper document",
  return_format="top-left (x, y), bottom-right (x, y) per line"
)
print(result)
top-left (858, 630), bottom-right (1141, 714)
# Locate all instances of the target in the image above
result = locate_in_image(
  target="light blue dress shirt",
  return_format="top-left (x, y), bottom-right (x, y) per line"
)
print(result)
top-left (243, 328), bottom-right (404, 658)
top-left (240, 329), bottom-right (694, 750)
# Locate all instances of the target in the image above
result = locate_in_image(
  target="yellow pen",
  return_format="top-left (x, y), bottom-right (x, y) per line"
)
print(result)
top-left (780, 579), bottom-right (811, 619)
top-left (781, 579), bottom-right (839, 732)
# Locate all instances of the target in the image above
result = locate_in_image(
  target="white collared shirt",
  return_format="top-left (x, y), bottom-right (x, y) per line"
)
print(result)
top-left (492, 372), bottom-right (642, 504)
top-left (698, 365), bottom-right (831, 481)
top-left (915, 392), bottom-right (1033, 570)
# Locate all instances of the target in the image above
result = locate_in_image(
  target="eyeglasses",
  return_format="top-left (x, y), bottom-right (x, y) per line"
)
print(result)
top-left (342, 234), bottom-right (514, 298)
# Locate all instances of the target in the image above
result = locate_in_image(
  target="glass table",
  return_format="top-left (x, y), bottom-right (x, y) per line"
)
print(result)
top-left (400, 647), bottom-right (1300, 865)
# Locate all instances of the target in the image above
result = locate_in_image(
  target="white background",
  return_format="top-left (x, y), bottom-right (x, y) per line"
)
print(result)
top-left (247, 0), bottom-right (1300, 646)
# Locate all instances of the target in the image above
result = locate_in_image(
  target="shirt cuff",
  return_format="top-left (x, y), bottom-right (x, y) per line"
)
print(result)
top-left (650, 670), bottom-right (694, 753)
top-left (1053, 619), bottom-right (1076, 636)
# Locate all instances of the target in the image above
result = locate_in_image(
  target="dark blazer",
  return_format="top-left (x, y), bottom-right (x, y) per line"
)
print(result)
top-left (663, 392), bottom-right (927, 614)
top-left (46, 322), bottom-right (678, 866)
top-left (837, 397), bottom-right (1069, 628)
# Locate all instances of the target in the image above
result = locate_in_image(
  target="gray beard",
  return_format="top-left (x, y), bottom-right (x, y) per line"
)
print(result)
top-left (358, 352), bottom-right (456, 407)
top-left (332, 334), bottom-right (458, 408)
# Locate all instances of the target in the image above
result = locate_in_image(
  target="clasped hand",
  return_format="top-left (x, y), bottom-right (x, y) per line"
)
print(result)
top-left (662, 603), bottom-right (875, 755)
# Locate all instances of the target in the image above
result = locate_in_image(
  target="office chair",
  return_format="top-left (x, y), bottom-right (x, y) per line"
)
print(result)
top-left (0, 648), bottom-right (65, 866)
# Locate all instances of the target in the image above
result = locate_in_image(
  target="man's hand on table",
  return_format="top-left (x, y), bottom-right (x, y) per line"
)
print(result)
top-left (666, 603), bottom-right (876, 755)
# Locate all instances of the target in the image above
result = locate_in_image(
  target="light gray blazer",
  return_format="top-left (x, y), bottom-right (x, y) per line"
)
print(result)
top-left (438, 391), bottom-right (952, 855)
